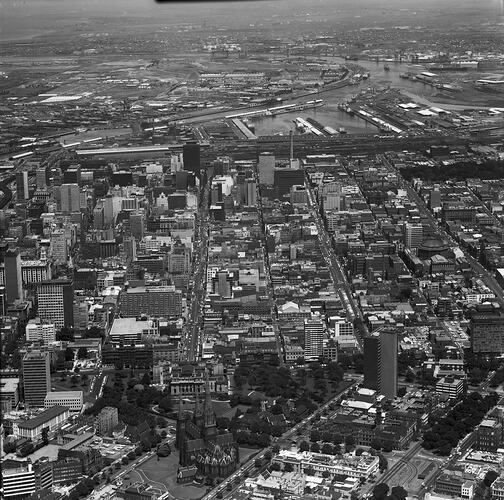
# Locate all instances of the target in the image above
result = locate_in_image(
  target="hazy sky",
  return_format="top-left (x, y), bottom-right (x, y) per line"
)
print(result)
top-left (1, 0), bottom-right (501, 41)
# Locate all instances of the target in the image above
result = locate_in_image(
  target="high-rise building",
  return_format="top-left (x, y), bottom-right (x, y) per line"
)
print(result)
top-left (304, 317), bottom-right (325, 359)
top-left (4, 249), bottom-right (23, 304)
top-left (0, 286), bottom-right (6, 315)
top-left (1, 461), bottom-right (36, 499)
top-left (25, 321), bottom-right (56, 345)
top-left (50, 229), bottom-right (68, 265)
top-left (95, 406), bottom-right (119, 437)
top-left (405, 223), bottom-right (423, 251)
top-left (171, 153), bottom-right (184, 173)
top-left (429, 187), bottom-right (441, 209)
top-left (258, 152), bottom-right (275, 185)
top-left (244, 178), bottom-right (257, 207)
top-left (363, 329), bottom-right (398, 399)
top-left (60, 183), bottom-right (80, 214)
top-left (16, 170), bottom-right (29, 200)
top-left (183, 141), bottom-right (201, 177)
top-left (130, 212), bottom-right (145, 240)
top-left (36, 167), bottom-right (49, 189)
top-left (36, 280), bottom-right (74, 329)
top-left (470, 314), bottom-right (504, 353)
top-left (124, 236), bottom-right (137, 262)
top-left (22, 349), bottom-right (51, 408)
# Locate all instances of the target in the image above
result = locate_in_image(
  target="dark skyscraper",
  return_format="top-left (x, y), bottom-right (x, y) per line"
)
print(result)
top-left (183, 141), bottom-right (201, 178)
top-left (363, 328), bottom-right (398, 399)
top-left (22, 349), bottom-right (51, 408)
top-left (4, 248), bottom-right (23, 304)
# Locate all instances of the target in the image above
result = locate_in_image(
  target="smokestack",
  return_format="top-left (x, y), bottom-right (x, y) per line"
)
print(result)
top-left (289, 129), bottom-right (294, 160)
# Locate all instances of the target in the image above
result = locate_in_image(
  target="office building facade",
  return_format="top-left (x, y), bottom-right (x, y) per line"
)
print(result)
top-left (36, 280), bottom-right (74, 329)
top-left (363, 329), bottom-right (398, 399)
top-left (22, 350), bottom-right (51, 408)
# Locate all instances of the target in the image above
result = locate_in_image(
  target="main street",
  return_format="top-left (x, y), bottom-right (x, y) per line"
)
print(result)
top-left (304, 175), bottom-right (367, 348)
top-left (203, 379), bottom-right (360, 500)
top-left (183, 182), bottom-right (211, 362)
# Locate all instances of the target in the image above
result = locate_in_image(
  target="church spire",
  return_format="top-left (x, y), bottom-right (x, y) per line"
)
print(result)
top-left (203, 368), bottom-right (216, 428)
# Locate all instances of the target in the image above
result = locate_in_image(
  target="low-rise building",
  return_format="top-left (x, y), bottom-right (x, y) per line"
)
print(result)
top-left (272, 450), bottom-right (378, 479)
top-left (13, 405), bottom-right (70, 441)
top-left (44, 391), bottom-right (83, 412)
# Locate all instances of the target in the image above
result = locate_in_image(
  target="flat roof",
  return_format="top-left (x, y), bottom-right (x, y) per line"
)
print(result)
top-left (45, 391), bottom-right (83, 399)
top-left (16, 406), bottom-right (69, 430)
top-left (75, 145), bottom-right (180, 155)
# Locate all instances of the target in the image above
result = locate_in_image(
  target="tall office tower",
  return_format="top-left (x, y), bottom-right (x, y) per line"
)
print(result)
top-left (216, 271), bottom-right (232, 299)
top-left (16, 170), bottom-right (29, 200)
top-left (36, 280), bottom-right (74, 329)
top-left (36, 167), bottom-right (49, 189)
top-left (22, 350), bottom-right (51, 408)
top-left (168, 245), bottom-right (191, 274)
top-left (258, 152), bottom-right (275, 185)
top-left (0, 286), bottom-right (6, 315)
top-left (130, 212), bottom-right (145, 240)
top-left (429, 189), bottom-right (441, 210)
top-left (171, 153), bottom-right (184, 173)
top-left (304, 317), bottom-right (325, 359)
top-left (124, 236), bottom-right (137, 262)
top-left (405, 223), bottom-right (424, 251)
top-left (363, 329), bottom-right (398, 399)
top-left (183, 141), bottom-right (201, 177)
top-left (4, 248), bottom-right (23, 303)
top-left (50, 229), bottom-right (67, 264)
top-left (60, 183), bottom-right (80, 214)
top-left (470, 314), bottom-right (504, 354)
top-left (244, 178), bottom-right (257, 207)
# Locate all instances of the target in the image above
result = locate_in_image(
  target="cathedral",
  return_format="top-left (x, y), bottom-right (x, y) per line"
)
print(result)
top-left (176, 373), bottom-right (239, 479)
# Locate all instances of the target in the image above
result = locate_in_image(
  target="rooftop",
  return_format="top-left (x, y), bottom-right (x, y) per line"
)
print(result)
top-left (16, 406), bottom-right (69, 430)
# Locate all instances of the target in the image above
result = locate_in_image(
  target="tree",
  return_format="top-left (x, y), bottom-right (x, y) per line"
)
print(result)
top-left (321, 443), bottom-right (333, 455)
top-left (77, 347), bottom-right (88, 360)
top-left (4, 441), bottom-right (16, 454)
top-left (127, 451), bottom-right (136, 460)
top-left (264, 450), bottom-right (272, 461)
top-left (70, 375), bottom-right (79, 387)
top-left (397, 387), bottom-right (407, 397)
top-left (41, 427), bottom-right (49, 445)
top-left (299, 441), bottom-right (310, 452)
top-left (58, 327), bottom-right (74, 342)
top-left (272, 444), bottom-right (280, 455)
top-left (64, 347), bottom-right (75, 362)
top-left (270, 462), bottom-right (281, 471)
top-left (371, 483), bottom-right (389, 500)
top-left (310, 442), bottom-right (320, 453)
top-left (284, 462), bottom-right (294, 472)
top-left (310, 429), bottom-right (320, 442)
top-left (141, 372), bottom-right (151, 386)
top-left (322, 470), bottom-right (330, 478)
top-left (254, 458), bottom-right (262, 468)
top-left (390, 486), bottom-right (408, 500)
top-left (378, 454), bottom-right (388, 472)
top-left (85, 326), bottom-right (103, 339)
top-left (484, 470), bottom-right (499, 487)
top-left (355, 448), bottom-right (364, 456)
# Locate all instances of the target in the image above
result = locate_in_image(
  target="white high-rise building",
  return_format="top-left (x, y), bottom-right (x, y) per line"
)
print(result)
top-left (244, 178), bottom-right (257, 207)
top-left (304, 317), bottom-right (325, 359)
top-left (25, 321), bottom-right (56, 344)
top-left (405, 223), bottom-right (423, 250)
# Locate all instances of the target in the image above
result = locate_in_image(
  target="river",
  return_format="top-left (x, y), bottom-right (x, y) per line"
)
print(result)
top-left (252, 57), bottom-right (442, 136)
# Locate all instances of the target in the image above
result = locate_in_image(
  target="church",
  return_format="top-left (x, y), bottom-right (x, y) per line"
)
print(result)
top-left (176, 372), bottom-right (239, 480)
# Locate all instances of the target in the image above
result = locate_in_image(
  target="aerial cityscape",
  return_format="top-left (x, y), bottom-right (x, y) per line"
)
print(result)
top-left (1, 0), bottom-right (504, 499)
